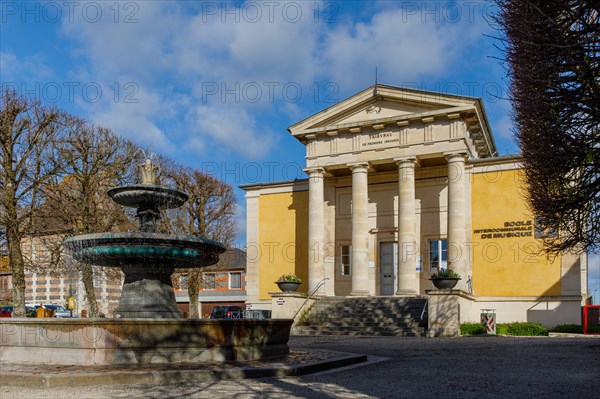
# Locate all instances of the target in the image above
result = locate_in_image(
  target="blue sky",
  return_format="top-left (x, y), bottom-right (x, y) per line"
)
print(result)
top-left (1, 1), bottom-right (597, 299)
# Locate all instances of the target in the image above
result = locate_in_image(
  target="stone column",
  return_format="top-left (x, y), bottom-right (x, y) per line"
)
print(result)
top-left (305, 167), bottom-right (325, 293)
top-left (396, 157), bottom-right (419, 296)
top-left (446, 153), bottom-right (468, 289)
top-left (349, 162), bottom-right (370, 296)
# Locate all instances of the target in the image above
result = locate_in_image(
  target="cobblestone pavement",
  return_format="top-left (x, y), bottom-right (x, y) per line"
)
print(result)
top-left (2, 335), bottom-right (599, 399)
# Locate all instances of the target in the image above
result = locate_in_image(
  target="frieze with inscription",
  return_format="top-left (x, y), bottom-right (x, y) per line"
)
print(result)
top-left (361, 131), bottom-right (399, 149)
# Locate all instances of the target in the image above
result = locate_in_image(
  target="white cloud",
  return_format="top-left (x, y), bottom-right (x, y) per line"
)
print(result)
top-left (187, 103), bottom-right (277, 159)
top-left (321, 8), bottom-right (484, 89)
top-left (0, 52), bottom-right (53, 87)
top-left (55, 1), bottom-right (496, 160)
top-left (173, 4), bottom-right (323, 86)
top-left (85, 84), bottom-right (177, 154)
top-left (59, 2), bottom-right (181, 81)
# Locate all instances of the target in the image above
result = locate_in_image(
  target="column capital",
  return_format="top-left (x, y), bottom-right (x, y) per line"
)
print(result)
top-left (303, 166), bottom-right (325, 176)
top-left (394, 157), bottom-right (419, 167)
top-left (347, 162), bottom-right (370, 172)
top-left (443, 152), bottom-right (468, 163)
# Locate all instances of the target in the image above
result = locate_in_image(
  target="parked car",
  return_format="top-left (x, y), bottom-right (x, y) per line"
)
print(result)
top-left (0, 306), bottom-right (12, 317)
top-left (209, 306), bottom-right (243, 319)
top-left (43, 304), bottom-right (74, 318)
top-left (26, 303), bottom-right (76, 318)
top-left (0, 305), bottom-right (37, 317)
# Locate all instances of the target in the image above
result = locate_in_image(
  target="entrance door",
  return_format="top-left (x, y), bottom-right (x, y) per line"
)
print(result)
top-left (379, 242), bottom-right (397, 296)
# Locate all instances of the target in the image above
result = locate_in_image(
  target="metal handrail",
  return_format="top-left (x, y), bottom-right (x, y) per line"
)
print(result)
top-left (420, 297), bottom-right (429, 320)
top-left (293, 278), bottom-right (329, 319)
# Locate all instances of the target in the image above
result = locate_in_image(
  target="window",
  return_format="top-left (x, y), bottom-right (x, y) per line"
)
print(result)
top-left (428, 239), bottom-right (447, 272)
top-left (179, 275), bottom-right (189, 290)
top-left (340, 245), bottom-right (352, 276)
top-left (229, 272), bottom-right (242, 289)
top-left (203, 273), bottom-right (216, 290)
top-left (0, 276), bottom-right (11, 290)
top-left (93, 269), bottom-right (103, 289)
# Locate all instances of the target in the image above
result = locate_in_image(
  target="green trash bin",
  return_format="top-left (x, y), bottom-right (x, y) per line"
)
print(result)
top-left (481, 309), bottom-right (496, 335)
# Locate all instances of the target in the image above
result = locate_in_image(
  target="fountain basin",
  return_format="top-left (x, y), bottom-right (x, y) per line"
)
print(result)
top-left (64, 232), bottom-right (226, 318)
top-left (0, 318), bottom-right (293, 365)
top-left (64, 232), bottom-right (225, 267)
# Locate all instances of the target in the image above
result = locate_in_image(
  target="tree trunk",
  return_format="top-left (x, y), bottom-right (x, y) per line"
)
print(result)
top-left (80, 262), bottom-right (98, 317)
top-left (7, 227), bottom-right (26, 317)
top-left (187, 269), bottom-right (200, 318)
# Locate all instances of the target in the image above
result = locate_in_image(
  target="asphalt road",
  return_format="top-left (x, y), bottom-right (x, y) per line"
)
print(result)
top-left (2, 335), bottom-right (599, 399)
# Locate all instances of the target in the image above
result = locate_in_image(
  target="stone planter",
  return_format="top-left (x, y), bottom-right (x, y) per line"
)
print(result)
top-left (276, 281), bottom-right (301, 292)
top-left (430, 278), bottom-right (460, 289)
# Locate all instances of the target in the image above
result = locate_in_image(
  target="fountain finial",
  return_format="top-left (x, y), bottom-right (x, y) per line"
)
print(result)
top-left (140, 157), bottom-right (157, 185)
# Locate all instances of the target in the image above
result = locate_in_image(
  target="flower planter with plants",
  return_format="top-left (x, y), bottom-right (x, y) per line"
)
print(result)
top-left (276, 274), bottom-right (302, 292)
top-left (430, 266), bottom-right (461, 289)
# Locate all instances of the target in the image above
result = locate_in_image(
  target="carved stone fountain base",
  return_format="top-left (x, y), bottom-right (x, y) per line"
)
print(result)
top-left (0, 318), bottom-right (293, 365)
top-left (115, 267), bottom-right (182, 319)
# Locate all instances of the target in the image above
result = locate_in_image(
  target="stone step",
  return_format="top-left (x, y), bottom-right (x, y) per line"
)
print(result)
top-left (301, 316), bottom-right (426, 325)
top-left (293, 296), bottom-right (428, 337)
top-left (312, 302), bottom-right (426, 309)
top-left (292, 325), bottom-right (427, 337)
top-left (310, 308), bottom-right (426, 315)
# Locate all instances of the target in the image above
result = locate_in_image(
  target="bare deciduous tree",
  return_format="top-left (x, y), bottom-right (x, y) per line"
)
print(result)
top-left (161, 160), bottom-right (237, 318)
top-left (0, 90), bottom-right (78, 316)
top-left (38, 124), bottom-right (139, 316)
top-left (494, 0), bottom-right (599, 255)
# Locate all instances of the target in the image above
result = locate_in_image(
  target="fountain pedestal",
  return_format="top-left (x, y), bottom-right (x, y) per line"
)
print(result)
top-left (116, 266), bottom-right (181, 318)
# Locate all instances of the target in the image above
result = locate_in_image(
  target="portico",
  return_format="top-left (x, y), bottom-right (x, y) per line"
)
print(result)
top-left (290, 84), bottom-right (490, 296)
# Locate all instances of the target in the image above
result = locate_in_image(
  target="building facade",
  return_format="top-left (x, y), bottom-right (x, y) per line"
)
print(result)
top-left (19, 234), bottom-right (122, 316)
top-left (242, 84), bottom-right (588, 327)
top-left (174, 248), bottom-right (247, 318)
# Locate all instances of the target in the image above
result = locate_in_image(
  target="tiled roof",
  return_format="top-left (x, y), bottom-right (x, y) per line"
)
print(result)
top-left (203, 248), bottom-right (246, 272)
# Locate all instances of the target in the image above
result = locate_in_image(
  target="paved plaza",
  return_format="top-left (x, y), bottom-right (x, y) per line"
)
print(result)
top-left (2, 335), bottom-right (599, 399)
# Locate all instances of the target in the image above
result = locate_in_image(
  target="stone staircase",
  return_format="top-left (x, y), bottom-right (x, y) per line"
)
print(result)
top-left (292, 296), bottom-right (428, 337)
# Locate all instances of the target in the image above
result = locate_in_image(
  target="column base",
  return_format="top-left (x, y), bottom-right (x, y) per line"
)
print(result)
top-left (395, 289), bottom-right (418, 296)
top-left (349, 290), bottom-right (370, 297)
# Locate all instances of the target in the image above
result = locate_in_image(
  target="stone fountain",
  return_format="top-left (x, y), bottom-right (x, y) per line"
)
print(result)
top-left (0, 157), bottom-right (292, 366)
top-left (64, 158), bottom-right (225, 319)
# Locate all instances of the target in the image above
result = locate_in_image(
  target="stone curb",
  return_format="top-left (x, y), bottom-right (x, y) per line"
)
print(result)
top-left (459, 333), bottom-right (600, 338)
top-left (0, 350), bottom-right (368, 388)
top-left (548, 332), bottom-right (600, 338)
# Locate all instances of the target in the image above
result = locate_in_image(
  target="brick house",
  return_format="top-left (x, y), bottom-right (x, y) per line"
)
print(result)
top-left (19, 233), bottom-right (122, 316)
top-left (0, 255), bottom-right (12, 303)
top-left (175, 248), bottom-right (246, 318)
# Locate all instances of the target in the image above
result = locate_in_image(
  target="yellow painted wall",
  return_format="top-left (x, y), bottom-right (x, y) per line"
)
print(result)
top-left (471, 168), bottom-right (561, 296)
top-left (258, 191), bottom-right (308, 300)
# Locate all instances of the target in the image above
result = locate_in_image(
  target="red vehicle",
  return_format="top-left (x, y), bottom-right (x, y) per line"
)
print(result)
top-left (0, 306), bottom-right (12, 317)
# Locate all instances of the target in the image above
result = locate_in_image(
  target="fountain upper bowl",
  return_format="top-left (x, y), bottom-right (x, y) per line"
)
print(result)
top-left (107, 185), bottom-right (188, 210)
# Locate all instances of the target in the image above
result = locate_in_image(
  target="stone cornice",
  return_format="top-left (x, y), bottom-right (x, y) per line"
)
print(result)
top-left (294, 105), bottom-right (476, 138)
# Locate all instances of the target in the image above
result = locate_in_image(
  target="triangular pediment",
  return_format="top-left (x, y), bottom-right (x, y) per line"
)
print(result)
top-left (318, 98), bottom-right (447, 127)
top-left (289, 84), bottom-right (479, 135)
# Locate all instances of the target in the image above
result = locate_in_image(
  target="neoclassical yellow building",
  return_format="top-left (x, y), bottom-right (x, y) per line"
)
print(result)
top-left (242, 84), bottom-right (588, 327)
